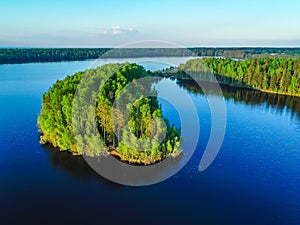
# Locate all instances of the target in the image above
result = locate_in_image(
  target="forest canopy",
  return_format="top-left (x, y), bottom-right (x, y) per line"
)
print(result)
top-left (38, 63), bottom-right (181, 165)
top-left (2, 48), bottom-right (300, 64)
top-left (166, 57), bottom-right (300, 96)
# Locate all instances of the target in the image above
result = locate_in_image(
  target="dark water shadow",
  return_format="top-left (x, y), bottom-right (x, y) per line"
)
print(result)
top-left (177, 79), bottom-right (300, 119)
top-left (41, 144), bottom-right (122, 188)
top-left (42, 143), bottom-right (183, 187)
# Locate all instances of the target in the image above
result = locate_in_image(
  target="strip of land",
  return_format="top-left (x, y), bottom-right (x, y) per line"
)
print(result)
top-left (1, 47), bottom-right (300, 64)
top-left (157, 57), bottom-right (300, 98)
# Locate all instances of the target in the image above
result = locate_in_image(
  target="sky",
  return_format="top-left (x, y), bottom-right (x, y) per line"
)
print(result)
top-left (1, 0), bottom-right (300, 47)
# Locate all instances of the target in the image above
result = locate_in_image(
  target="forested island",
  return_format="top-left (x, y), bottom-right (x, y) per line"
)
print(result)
top-left (159, 57), bottom-right (300, 96)
top-left (2, 47), bottom-right (300, 64)
top-left (38, 57), bottom-right (300, 164)
top-left (38, 63), bottom-right (181, 165)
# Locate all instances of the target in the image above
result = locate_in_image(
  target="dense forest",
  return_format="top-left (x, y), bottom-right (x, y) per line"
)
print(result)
top-left (166, 58), bottom-right (300, 96)
top-left (189, 47), bottom-right (300, 59)
top-left (38, 63), bottom-right (181, 165)
top-left (1, 47), bottom-right (300, 64)
top-left (0, 48), bottom-right (109, 64)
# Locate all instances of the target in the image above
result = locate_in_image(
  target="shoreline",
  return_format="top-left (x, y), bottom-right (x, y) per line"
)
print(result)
top-left (41, 142), bottom-right (183, 166)
top-left (168, 76), bottom-right (300, 98)
top-left (217, 80), bottom-right (300, 97)
top-left (109, 149), bottom-right (183, 166)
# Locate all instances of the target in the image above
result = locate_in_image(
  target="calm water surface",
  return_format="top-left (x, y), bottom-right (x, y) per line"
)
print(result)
top-left (0, 58), bottom-right (300, 225)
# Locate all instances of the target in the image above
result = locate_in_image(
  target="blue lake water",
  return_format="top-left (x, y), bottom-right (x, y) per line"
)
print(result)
top-left (0, 58), bottom-right (300, 225)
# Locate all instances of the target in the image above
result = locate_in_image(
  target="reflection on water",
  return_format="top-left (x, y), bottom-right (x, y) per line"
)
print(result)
top-left (44, 78), bottom-right (300, 182)
top-left (293, 120), bottom-right (300, 135)
top-left (177, 79), bottom-right (300, 120)
top-left (43, 143), bottom-right (184, 186)
top-left (42, 144), bottom-right (97, 179)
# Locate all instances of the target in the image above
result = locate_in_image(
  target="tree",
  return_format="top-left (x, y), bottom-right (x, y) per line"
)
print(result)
top-left (170, 57), bottom-right (300, 96)
top-left (38, 62), bottom-right (182, 164)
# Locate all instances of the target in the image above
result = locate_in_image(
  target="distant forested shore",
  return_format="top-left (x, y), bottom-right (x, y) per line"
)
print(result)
top-left (158, 57), bottom-right (300, 97)
top-left (1, 47), bottom-right (300, 64)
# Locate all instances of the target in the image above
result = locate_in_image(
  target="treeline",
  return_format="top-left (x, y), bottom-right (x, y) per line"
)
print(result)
top-left (172, 58), bottom-right (300, 96)
top-left (0, 48), bottom-right (109, 64)
top-left (2, 48), bottom-right (300, 64)
top-left (0, 48), bottom-right (195, 64)
top-left (38, 63), bottom-right (181, 165)
top-left (189, 47), bottom-right (300, 59)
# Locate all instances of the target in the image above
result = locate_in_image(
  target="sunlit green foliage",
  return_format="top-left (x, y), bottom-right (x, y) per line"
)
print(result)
top-left (174, 58), bottom-right (300, 96)
top-left (38, 63), bottom-right (181, 165)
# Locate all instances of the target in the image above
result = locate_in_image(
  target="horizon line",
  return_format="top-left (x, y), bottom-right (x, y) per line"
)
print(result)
top-left (1, 46), bottom-right (300, 49)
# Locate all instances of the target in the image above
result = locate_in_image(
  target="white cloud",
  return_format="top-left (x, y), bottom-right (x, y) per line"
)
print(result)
top-left (111, 26), bottom-right (121, 35)
top-left (0, 26), bottom-right (142, 47)
top-left (101, 26), bottom-right (136, 36)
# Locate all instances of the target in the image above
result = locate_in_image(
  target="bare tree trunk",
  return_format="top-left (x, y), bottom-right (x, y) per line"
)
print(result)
top-left (103, 125), bottom-right (106, 143)
top-left (113, 134), bottom-right (115, 148)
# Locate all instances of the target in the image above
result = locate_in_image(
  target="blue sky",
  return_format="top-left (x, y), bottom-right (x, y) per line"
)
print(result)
top-left (1, 0), bottom-right (300, 47)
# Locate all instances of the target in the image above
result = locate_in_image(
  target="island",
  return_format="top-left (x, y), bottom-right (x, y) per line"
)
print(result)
top-left (38, 63), bottom-right (181, 165)
top-left (38, 57), bottom-right (300, 165)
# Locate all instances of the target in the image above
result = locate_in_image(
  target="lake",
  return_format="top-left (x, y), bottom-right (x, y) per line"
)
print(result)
top-left (1, 57), bottom-right (300, 225)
